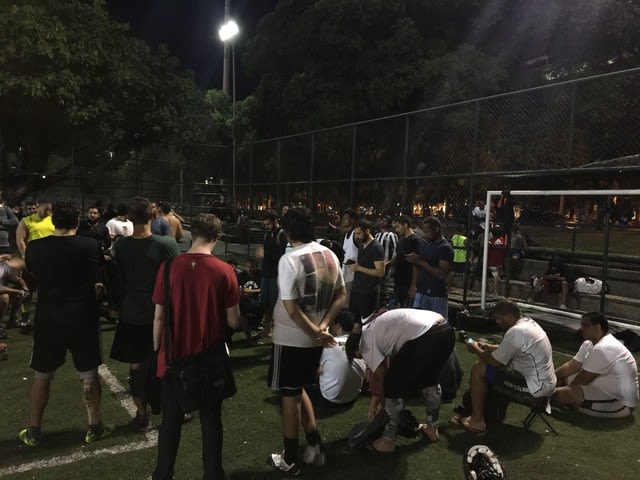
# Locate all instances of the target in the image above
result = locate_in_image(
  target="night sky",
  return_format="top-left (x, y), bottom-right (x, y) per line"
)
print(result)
top-left (106, 0), bottom-right (279, 97)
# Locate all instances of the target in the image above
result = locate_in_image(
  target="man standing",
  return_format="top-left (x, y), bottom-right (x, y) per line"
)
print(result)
top-left (553, 312), bottom-right (638, 418)
top-left (152, 214), bottom-right (240, 480)
top-left (269, 208), bottom-right (346, 475)
top-left (150, 202), bottom-right (171, 237)
top-left (260, 209), bottom-right (288, 336)
top-left (349, 219), bottom-right (385, 322)
top-left (341, 209), bottom-right (360, 300)
top-left (406, 216), bottom-right (453, 315)
top-left (0, 195), bottom-right (19, 254)
top-left (18, 200), bottom-right (108, 446)
top-left (391, 216), bottom-right (424, 307)
top-left (77, 205), bottom-right (111, 252)
top-left (105, 203), bottom-right (134, 241)
top-left (16, 202), bottom-right (54, 328)
top-left (345, 308), bottom-right (455, 451)
top-left (456, 300), bottom-right (556, 434)
top-left (110, 197), bottom-right (179, 430)
top-left (159, 202), bottom-right (183, 242)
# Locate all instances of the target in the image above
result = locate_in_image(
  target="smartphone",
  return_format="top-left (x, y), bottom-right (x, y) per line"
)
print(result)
top-left (466, 337), bottom-right (474, 344)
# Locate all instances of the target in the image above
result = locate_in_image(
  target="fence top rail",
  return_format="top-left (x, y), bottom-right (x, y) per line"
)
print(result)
top-left (487, 189), bottom-right (640, 196)
top-left (243, 66), bottom-right (640, 147)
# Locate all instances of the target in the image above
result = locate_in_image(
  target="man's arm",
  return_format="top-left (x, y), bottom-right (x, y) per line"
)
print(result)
top-left (226, 304), bottom-right (241, 330)
top-left (405, 253), bottom-right (451, 280)
top-left (174, 218), bottom-right (183, 241)
top-left (16, 219), bottom-right (28, 258)
top-left (555, 358), bottom-right (582, 382)
top-left (568, 369), bottom-right (600, 387)
top-left (350, 259), bottom-right (385, 278)
top-left (0, 207), bottom-right (18, 227)
top-left (467, 341), bottom-right (504, 368)
top-left (153, 304), bottom-right (165, 351)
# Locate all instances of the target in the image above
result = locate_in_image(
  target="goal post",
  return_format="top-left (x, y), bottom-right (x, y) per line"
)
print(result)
top-left (479, 189), bottom-right (640, 310)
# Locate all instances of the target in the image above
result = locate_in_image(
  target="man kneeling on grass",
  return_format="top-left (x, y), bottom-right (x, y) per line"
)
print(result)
top-left (553, 312), bottom-right (639, 418)
top-left (453, 299), bottom-right (556, 434)
top-left (345, 308), bottom-right (455, 452)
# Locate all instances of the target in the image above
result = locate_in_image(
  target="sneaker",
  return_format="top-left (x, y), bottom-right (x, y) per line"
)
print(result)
top-left (18, 428), bottom-right (40, 447)
top-left (270, 451), bottom-right (300, 476)
top-left (127, 413), bottom-right (150, 431)
top-left (84, 423), bottom-right (113, 444)
top-left (302, 443), bottom-right (326, 466)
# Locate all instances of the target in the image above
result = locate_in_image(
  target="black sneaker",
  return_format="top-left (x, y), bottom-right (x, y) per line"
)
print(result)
top-left (126, 413), bottom-right (150, 431)
top-left (85, 423), bottom-right (113, 444)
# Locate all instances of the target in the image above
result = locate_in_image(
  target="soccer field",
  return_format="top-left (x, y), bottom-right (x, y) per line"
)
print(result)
top-left (1, 322), bottom-right (639, 480)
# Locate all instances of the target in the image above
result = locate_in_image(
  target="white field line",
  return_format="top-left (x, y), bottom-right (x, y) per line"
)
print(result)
top-left (0, 364), bottom-right (157, 478)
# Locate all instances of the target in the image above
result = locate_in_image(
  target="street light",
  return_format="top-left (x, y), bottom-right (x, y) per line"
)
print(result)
top-left (218, 15), bottom-right (239, 210)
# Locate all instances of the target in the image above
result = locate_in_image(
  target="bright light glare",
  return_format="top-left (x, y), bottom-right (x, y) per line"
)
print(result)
top-left (218, 20), bottom-right (239, 42)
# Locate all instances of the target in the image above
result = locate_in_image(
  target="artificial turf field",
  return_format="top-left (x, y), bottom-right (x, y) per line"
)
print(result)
top-left (1, 317), bottom-right (639, 480)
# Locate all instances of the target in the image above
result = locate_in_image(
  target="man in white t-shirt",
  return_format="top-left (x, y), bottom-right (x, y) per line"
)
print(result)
top-left (345, 308), bottom-right (455, 452)
top-left (340, 209), bottom-right (359, 300)
top-left (269, 208), bottom-right (346, 475)
top-left (318, 310), bottom-right (366, 405)
top-left (553, 312), bottom-right (639, 418)
top-left (105, 203), bottom-right (134, 240)
top-left (457, 299), bottom-right (556, 434)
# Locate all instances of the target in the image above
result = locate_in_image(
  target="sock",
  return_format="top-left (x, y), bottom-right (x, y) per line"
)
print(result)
top-left (28, 426), bottom-right (41, 439)
top-left (305, 429), bottom-right (321, 447)
top-left (283, 436), bottom-right (298, 465)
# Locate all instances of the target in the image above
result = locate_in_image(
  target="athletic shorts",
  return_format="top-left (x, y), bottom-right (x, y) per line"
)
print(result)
top-left (384, 322), bottom-right (455, 399)
top-left (260, 277), bottom-right (278, 309)
top-left (268, 344), bottom-right (323, 396)
top-left (452, 262), bottom-right (468, 274)
top-left (30, 318), bottom-right (102, 373)
top-left (486, 365), bottom-right (535, 403)
top-left (566, 373), bottom-right (635, 418)
top-left (110, 322), bottom-right (154, 363)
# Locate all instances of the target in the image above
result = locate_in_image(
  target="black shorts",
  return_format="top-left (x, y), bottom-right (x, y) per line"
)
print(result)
top-left (268, 344), bottom-right (323, 396)
top-left (110, 322), bottom-right (154, 363)
top-left (31, 318), bottom-right (102, 373)
top-left (349, 289), bottom-right (378, 322)
top-left (384, 323), bottom-right (455, 399)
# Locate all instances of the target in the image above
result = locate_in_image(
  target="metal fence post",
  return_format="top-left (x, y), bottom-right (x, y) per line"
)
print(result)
top-left (402, 116), bottom-right (409, 211)
top-left (601, 195), bottom-right (612, 314)
top-left (310, 133), bottom-right (315, 210)
top-left (350, 126), bottom-right (357, 207)
top-left (464, 101), bottom-right (481, 308)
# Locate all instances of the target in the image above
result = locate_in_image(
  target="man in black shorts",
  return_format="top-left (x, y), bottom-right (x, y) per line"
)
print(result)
top-left (268, 208), bottom-right (346, 475)
top-left (18, 200), bottom-right (107, 446)
top-left (110, 197), bottom-right (179, 430)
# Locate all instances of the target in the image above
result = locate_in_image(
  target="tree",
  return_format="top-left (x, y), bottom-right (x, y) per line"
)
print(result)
top-left (0, 0), bottom-right (216, 201)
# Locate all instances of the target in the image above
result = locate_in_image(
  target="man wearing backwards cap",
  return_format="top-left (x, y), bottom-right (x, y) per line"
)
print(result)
top-left (346, 308), bottom-right (454, 452)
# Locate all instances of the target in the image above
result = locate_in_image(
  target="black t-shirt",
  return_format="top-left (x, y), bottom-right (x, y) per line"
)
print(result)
top-left (353, 239), bottom-right (385, 292)
top-left (394, 233), bottom-right (425, 285)
top-left (416, 238), bottom-right (454, 297)
top-left (77, 219), bottom-right (111, 251)
top-left (26, 235), bottom-right (103, 323)
top-left (262, 228), bottom-right (287, 278)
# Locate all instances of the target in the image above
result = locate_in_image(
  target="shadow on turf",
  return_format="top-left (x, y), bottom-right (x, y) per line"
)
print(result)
top-left (226, 437), bottom-right (411, 480)
top-left (551, 410), bottom-right (635, 432)
top-left (443, 422), bottom-right (545, 458)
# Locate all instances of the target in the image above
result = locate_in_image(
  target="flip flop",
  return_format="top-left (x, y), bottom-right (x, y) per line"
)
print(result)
top-left (450, 415), bottom-right (486, 435)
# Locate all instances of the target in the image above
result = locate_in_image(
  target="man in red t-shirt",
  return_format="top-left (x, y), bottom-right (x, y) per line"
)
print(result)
top-left (151, 214), bottom-right (240, 480)
top-left (487, 226), bottom-right (507, 295)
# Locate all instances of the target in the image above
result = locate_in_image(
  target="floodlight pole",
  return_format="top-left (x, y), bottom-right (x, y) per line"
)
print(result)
top-left (219, 6), bottom-right (239, 210)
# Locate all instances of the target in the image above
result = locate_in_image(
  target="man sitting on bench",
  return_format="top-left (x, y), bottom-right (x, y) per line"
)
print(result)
top-left (553, 312), bottom-right (639, 418)
top-left (453, 299), bottom-right (556, 434)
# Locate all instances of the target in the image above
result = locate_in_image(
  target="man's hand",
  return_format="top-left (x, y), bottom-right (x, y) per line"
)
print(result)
top-left (347, 263), bottom-right (359, 272)
top-left (314, 330), bottom-right (336, 348)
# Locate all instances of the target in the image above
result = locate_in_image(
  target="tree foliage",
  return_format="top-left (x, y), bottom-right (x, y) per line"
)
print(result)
top-left (0, 0), bottom-right (220, 200)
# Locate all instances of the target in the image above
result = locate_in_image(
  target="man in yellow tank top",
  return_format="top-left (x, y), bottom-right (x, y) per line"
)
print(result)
top-left (15, 203), bottom-right (54, 329)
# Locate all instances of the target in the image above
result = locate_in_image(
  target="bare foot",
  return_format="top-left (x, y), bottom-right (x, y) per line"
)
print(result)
top-left (371, 436), bottom-right (396, 453)
top-left (459, 416), bottom-right (486, 434)
top-left (420, 424), bottom-right (439, 442)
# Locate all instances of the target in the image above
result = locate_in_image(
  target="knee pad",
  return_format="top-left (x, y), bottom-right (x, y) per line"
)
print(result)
top-left (81, 377), bottom-right (99, 402)
top-left (422, 385), bottom-right (442, 420)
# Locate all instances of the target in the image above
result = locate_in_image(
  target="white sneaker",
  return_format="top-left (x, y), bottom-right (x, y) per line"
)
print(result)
top-left (270, 451), bottom-right (301, 476)
top-left (302, 443), bottom-right (326, 466)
